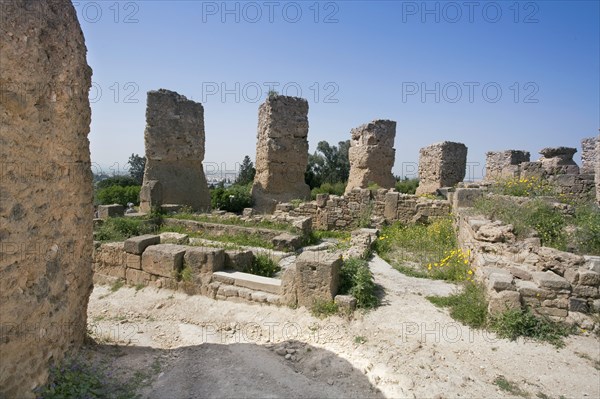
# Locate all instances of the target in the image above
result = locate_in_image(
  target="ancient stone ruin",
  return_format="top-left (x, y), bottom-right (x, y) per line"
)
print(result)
top-left (345, 120), bottom-right (396, 193)
top-left (536, 146), bottom-right (580, 175)
top-left (139, 89), bottom-right (211, 212)
top-left (581, 136), bottom-right (599, 174)
top-left (416, 141), bottom-right (468, 195)
top-left (251, 95), bottom-right (310, 213)
top-left (0, 1), bottom-right (93, 397)
top-left (484, 150), bottom-right (530, 181)
top-left (596, 135), bottom-right (600, 204)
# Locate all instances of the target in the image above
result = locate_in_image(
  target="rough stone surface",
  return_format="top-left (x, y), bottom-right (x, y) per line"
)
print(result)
top-left (0, 1), bottom-right (93, 396)
top-left (345, 120), bottom-right (396, 193)
top-left (416, 141), bottom-right (468, 195)
top-left (159, 232), bottom-right (189, 245)
top-left (296, 251), bottom-right (342, 307)
top-left (335, 295), bottom-right (357, 312)
top-left (140, 89), bottom-right (211, 212)
top-left (596, 134), bottom-right (600, 205)
top-left (485, 150), bottom-right (530, 181)
top-left (581, 137), bottom-right (598, 174)
top-left (531, 271), bottom-right (571, 291)
top-left (184, 247), bottom-right (225, 275)
top-left (452, 188), bottom-right (484, 209)
top-left (251, 95), bottom-right (310, 213)
top-left (272, 232), bottom-right (303, 252)
top-left (124, 234), bottom-right (161, 255)
top-left (141, 244), bottom-right (188, 278)
top-left (97, 204), bottom-right (124, 219)
top-left (488, 290), bottom-right (521, 315)
top-left (224, 250), bottom-right (255, 272)
top-left (537, 147), bottom-right (579, 175)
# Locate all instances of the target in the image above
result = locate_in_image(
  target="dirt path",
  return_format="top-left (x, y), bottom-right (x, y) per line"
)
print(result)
top-left (88, 256), bottom-right (600, 398)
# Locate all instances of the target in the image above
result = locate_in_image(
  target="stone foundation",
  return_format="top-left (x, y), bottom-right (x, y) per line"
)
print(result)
top-left (485, 150), bottom-right (530, 181)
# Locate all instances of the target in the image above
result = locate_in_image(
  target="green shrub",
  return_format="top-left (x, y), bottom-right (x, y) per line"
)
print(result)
top-left (244, 253), bottom-right (280, 277)
top-left (526, 201), bottom-right (566, 250)
top-left (96, 176), bottom-right (139, 189)
top-left (94, 217), bottom-right (158, 242)
top-left (211, 184), bottom-right (253, 213)
top-left (493, 176), bottom-right (553, 197)
top-left (311, 182), bottom-right (346, 199)
top-left (339, 258), bottom-right (378, 309)
top-left (395, 178), bottom-right (419, 194)
top-left (572, 204), bottom-right (600, 255)
top-left (310, 299), bottom-right (339, 318)
top-left (427, 282), bottom-right (488, 328)
top-left (489, 307), bottom-right (573, 347)
top-left (96, 185), bottom-right (141, 206)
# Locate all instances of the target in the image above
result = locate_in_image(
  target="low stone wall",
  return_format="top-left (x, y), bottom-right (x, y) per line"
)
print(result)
top-left (455, 206), bottom-right (600, 328)
top-left (280, 188), bottom-right (451, 230)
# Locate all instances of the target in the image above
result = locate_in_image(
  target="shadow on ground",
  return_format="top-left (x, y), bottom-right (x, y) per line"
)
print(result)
top-left (87, 339), bottom-right (383, 399)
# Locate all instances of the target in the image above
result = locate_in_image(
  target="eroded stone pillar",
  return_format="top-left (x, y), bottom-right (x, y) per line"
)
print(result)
top-left (581, 137), bottom-right (598, 174)
top-left (484, 150), bottom-right (530, 181)
top-left (251, 95), bottom-right (310, 213)
top-left (416, 141), bottom-right (468, 195)
top-left (596, 134), bottom-right (600, 205)
top-left (537, 146), bottom-right (579, 175)
top-left (0, 1), bottom-right (93, 396)
top-left (345, 120), bottom-right (396, 193)
top-left (140, 89), bottom-right (211, 212)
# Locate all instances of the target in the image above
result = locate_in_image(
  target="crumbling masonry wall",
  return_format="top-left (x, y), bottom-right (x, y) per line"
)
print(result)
top-left (485, 150), bottom-right (530, 181)
top-left (345, 120), bottom-right (396, 193)
top-left (416, 141), bottom-right (468, 195)
top-left (140, 89), bottom-right (211, 212)
top-left (251, 95), bottom-right (311, 213)
top-left (0, 1), bottom-right (93, 396)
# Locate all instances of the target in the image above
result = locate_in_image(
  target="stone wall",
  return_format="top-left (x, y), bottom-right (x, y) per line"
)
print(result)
top-left (140, 89), bottom-right (211, 212)
top-left (281, 188), bottom-right (450, 230)
top-left (345, 120), bottom-right (396, 193)
top-left (536, 146), bottom-right (579, 175)
top-left (484, 150), bottom-right (530, 181)
top-left (251, 95), bottom-right (310, 213)
top-left (581, 136), bottom-right (598, 174)
top-left (0, 1), bottom-right (93, 397)
top-left (416, 141), bottom-right (468, 195)
top-left (455, 196), bottom-right (599, 326)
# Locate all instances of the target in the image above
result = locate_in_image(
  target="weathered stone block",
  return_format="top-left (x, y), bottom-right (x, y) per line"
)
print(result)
top-left (296, 251), bottom-right (342, 307)
top-left (535, 307), bottom-right (568, 318)
top-left (125, 253), bottom-right (142, 270)
top-left (509, 265), bottom-right (533, 281)
top-left (141, 244), bottom-right (188, 278)
top-left (160, 232), bottom-right (189, 245)
top-left (126, 268), bottom-right (152, 286)
top-left (335, 295), bottom-right (357, 312)
top-left (184, 247), bottom-right (225, 274)
top-left (515, 280), bottom-right (556, 299)
top-left (346, 120), bottom-right (396, 193)
top-left (272, 233), bottom-right (303, 251)
top-left (224, 250), bottom-right (254, 272)
top-left (578, 270), bottom-right (600, 286)
top-left (537, 146), bottom-right (579, 175)
top-left (581, 137), bottom-right (598, 174)
top-left (452, 188), bottom-right (484, 209)
top-left (572, 285), bottom-right (599, 298)
top-left (531, 271), bottom-right (571, 291)
top-left (94, 242), bottom-right (126, 279)
top-left (97, 204), bottom-right (124, 219)
top-left (124, 234), bottom-right (161, 255)
top-left (485, 150), bottom-right (530, 181)
top-left (487, 290), bottom-right (521, 315)
top-left (416, 141), bottom-right (467, 195)
top-left (569, 297), bottom-right (589, 313)
top-left (487, 273), bottom-right (514, 292)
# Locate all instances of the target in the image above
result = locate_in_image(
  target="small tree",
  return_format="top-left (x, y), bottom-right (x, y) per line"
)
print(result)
top-left (128, 153), bottom-right (146, 184)
top-left (235, 155), bottom-right (256, 186)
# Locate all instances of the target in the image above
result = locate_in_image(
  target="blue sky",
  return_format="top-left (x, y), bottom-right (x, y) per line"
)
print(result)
top-left (75, 0), bottom-right (600, 180)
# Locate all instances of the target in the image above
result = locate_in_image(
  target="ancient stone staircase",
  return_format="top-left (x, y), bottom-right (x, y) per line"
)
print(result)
top-left (211, 270), bottom-right (282, 305)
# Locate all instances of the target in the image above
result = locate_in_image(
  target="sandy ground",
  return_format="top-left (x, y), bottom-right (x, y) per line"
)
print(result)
top-left (87, 255), bottom-right (600, 398)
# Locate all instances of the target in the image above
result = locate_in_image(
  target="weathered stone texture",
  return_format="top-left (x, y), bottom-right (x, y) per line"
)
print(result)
top-left (140, 89), bottom-right (210, 212)
top-left (251, 95), bottom-right (310, 213)
top-left (485, 150), bottom-right (530, 181)
top-left (295, 251), bottom-right (342, 307)
top-left (596, 135), bottom-right (600, 204)
top-left (581, 137), bottom-right (598, 174)
top-left (345, 120), bottom-right (396, 193)
top-left (416, 141), bottom-right (468, 195)
top-left (537, 146), bottom-right (579, 175)
top-left (0, 1), bottom-right (93, 396)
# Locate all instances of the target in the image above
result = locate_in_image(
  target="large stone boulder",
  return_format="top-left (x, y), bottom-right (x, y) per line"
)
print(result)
top-left (139, 89), bottom-right (211, 212)
top-left (345, 119), bottom-right (396, 193)
top-left (0, 1), bottom-right (93, 396)
top-left (251, 95), bottom-right (311, 213)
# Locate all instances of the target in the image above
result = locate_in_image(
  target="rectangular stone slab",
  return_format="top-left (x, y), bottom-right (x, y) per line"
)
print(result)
top-left (141, 244), bottom-right (187, 278)
top-left (124, 234), bottom-right (161, 255)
